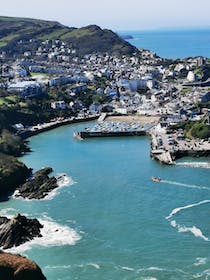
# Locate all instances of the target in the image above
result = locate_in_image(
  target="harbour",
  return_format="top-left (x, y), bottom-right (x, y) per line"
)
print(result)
top-left (11, 120), bottom-right (210, 280)
top-left (74, 115), bottom-right (210, 165)
top-left (75, 120), bottom-right (154, 139)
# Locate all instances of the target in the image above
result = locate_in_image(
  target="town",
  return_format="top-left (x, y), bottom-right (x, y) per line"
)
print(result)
top-left (0, 37), bottom-right (210, 164)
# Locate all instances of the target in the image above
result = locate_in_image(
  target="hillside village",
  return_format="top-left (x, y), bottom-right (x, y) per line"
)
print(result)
top-left (1, 36), bottom-right (210, 128)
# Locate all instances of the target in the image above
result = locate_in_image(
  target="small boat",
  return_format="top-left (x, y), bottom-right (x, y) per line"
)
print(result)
top-left (73, 132), bottom-right (83, 141)
top-left (151, 176), bottom-right (161, 182)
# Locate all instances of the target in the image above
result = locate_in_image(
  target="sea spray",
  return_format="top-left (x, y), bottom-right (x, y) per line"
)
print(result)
top-left (4, 215), bottom-right (81, 254)
top-left (44, 173), bottom-right (76, 200)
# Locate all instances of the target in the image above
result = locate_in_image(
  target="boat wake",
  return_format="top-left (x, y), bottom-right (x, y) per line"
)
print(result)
top-left (5, 215), bottom-right (81, 254)
top-left (161, 180), bottom-right (210, 191)
top-left (170, 220), bottom-right (209, 241)
top-left (166, 200), bottom-right (210, 241)
top-left (176, 162), bottom-right (210, 169)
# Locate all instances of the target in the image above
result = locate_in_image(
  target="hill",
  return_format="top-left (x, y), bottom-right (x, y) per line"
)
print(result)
top-left (0, 16), bottom-right (138, 56)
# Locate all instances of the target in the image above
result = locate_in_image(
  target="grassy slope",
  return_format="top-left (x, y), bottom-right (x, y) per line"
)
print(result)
top-left (0, 16), bottom-right (137, 55)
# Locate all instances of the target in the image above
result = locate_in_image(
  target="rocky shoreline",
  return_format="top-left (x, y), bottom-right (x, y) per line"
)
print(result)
top-left (15, 167), bottom-right (59, 200)
top-left (0, 214), bottom-right (43, 250)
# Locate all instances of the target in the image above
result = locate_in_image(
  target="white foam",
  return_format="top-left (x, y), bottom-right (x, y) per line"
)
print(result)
top-left (143, 277), bottom-right (157, 280)
top-left (0, 208), bottom-right (16, 218)
top-left (45, 264), bottom-right (72, 270)
top-left (162, 180), bottom-right (210, 191)
top-left (167, 201), bottom-right (210, 241)
top-left (169, 219), bottom-right (208, 241)
top-left (87, 263), bottom-right (100, 269)
top-left (147, 267), bottom-right (164, 271)
top-left (121, 266), bottom-right (135, 271)
top-left (166, 200), bottom-right (210, 220)
top-left (194, 257), bottom-right (207, 266)
top-left (170, 220), bottom-right (177, 228)
top-left (43, 173), bottom-right (75, 200)
top-left (178, 225), bottom-right (209, 241)
top-left (176, 162), bottom-right (210, 169)
top-left (193, 269), bottom-right (210, 279)
top-left (5, 217), bottom-right (81, 254)
top-left (56, 173), bottom-right (75, 188)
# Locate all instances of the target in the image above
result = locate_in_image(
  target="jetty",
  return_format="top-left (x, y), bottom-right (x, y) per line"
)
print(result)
top-left (18, 115), bottom-right (99, 139)
top-left (150, 125), bottom-right (210, 165)
top-left (98, 113), bottom-right (107, 122)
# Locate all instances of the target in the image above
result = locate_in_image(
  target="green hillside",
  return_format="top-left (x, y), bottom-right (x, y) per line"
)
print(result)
top-left (0, 16), bottom-right (137, 55)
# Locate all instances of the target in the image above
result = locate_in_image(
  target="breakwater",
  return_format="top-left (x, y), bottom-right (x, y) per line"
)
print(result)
top-left (79, 130), bottom-right (147, 138)
top-left (18, 116), bottom-right (99, 139)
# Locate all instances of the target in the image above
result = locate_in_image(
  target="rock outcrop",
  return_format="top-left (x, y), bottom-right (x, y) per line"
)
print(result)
top-left (0, 250), bottom-right (46, 280)
top-left (15, 167), bottom-right (58, 199)
top-left (0, 214), bottom-right (43, 249)
top-left (0, 153), bottom-right (31, 199)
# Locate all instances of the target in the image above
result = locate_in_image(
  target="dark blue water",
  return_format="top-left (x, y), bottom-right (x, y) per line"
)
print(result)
top-left (0, 122), bottom-right (210, 279)
top-left (119, 29), bottom-right (210, 58)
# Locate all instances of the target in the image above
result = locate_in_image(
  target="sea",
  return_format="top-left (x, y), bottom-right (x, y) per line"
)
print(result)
top-left (119, 29), bottom-right (210, 59)
top-left (1, 30), bottom-right (210, 280)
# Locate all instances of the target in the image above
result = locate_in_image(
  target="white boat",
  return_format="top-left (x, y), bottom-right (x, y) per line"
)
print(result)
top-left (151, 176), bottom-right (161, 182)
top-left (73, 132), bottom-right (83, 140)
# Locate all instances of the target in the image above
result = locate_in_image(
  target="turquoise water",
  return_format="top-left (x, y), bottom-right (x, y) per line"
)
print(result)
top-left (1, 122), bottom-right (210, 279)
top-left (119, 29), bottom-right (210, 59)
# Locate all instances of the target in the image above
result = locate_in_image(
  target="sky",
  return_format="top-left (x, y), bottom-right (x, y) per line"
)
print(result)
top-left (1, 0), bottom-right (210, 31)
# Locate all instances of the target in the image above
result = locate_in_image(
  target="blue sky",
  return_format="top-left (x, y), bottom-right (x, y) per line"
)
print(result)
top-left (1, 0), bottom-right (210, 30)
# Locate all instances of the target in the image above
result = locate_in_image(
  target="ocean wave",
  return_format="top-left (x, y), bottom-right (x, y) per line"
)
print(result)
top-left (176, 162), bottom-right (210, 169)
top-left (193, 269), bottom-right (210, 279)
top-left (166, 201), bottom-right (210, 241)
top-left (142, 276), bottom-right (158, 280)
top-left (166, 200), bottom-right (210, 220)
top-left (178, 224), bottom-right (209, 241)
top-left (45, 264), bottom-right (72, 270)
top-left (162, 180), bottom-right (210, 191)
top-left (56, 173), bottom-right (75, 187)
top-left (169, 222), bottom-right (209, 241)
top-left (0, 208), bottom-right (17, 218)
top-left (43, 173), bottom-right (75, 200)
top-left (45, 262), bottom-right (100, 270)
top-left (194, 257), bottom-right (207, 266)
top-left (5, 216), bottom-right (81, 254)
top-left (121, 266), bottom-right (135, 271)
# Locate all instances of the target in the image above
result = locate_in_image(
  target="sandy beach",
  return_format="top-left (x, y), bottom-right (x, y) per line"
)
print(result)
top-left (106, 115), bottom-right (160, 124)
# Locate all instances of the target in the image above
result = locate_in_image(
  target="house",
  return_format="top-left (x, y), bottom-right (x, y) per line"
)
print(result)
top-left (48, 75), bottom-right (73, 86)
top-left (89, 103), bottom-right (102, 114)
top-left (51, 101), bottom-right (66, 110)
top-left (8, 81), bottom-right (42, 97)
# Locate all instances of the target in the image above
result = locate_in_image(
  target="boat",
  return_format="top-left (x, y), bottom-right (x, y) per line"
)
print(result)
top-left (151, 176), bottom-right (161, 182)
top-left (73, 132), bottom-right (83, 140)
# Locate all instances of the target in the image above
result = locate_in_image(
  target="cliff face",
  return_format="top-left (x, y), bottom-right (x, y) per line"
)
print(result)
top-left (0, 153), bottom-right (31, 199)
top-left (0, 250), bottom-right (46, 280)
